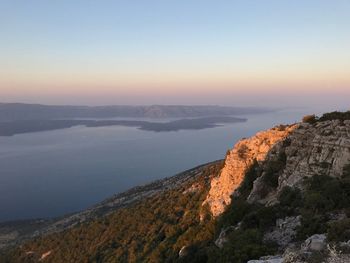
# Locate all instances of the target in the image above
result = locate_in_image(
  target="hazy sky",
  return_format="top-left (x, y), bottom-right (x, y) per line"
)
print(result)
top-left (1, 1), bottom-right (349, 108)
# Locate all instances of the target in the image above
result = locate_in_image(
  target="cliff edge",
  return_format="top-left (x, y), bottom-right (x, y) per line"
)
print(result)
top-left (203, 124), bottom-right (297, 216)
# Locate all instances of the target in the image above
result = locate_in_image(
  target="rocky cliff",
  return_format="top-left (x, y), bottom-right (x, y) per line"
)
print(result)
top-left (204, 118), bottom-right (350, 217)
top-left (277, 120), bottom-right (350, 189)
top-left (248, 119), bottom-right (350, 205)
top-left (203, 124), bottom-right (297, 216)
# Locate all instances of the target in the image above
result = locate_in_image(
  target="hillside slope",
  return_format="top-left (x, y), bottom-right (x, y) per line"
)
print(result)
top-left (0, 162), bottom-right (223, 262)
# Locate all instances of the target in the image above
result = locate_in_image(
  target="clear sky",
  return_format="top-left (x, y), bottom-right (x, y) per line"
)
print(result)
top-left (1, 0), bottom-right (349, 108)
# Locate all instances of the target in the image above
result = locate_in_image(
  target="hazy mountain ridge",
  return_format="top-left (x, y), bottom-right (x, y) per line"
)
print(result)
top-left (0, 103), bottom-right (273, 121)
top-left (0, 103), bottom-right (265, 135)
top-left (1, 111), bottom-right (350, 263)
top-left (0, 116), bottom-right (246, 136)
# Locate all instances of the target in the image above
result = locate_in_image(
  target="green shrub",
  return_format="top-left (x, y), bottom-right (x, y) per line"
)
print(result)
top-left (215, 229), bottom-right (276, 263)
top-left (263, 167), bottom-right (279, 188)
top-left (302, 114), bottom-right (318, 124)
top-left (278, 186), bottom-right (302, 209)
top-left (262, 152), bottom-right (286, 188)
top-left (301, 111), bottom-right (350, 124)
top-left (237, 160), bottom-right (260, 198)
top-left (304, 174), bottom-right (350, 211)
top-left (318, 111), bottom-right (350, 122)
top-left (296, 213), bottom-right (328, 241)
top-left (343, 164), bottom-right (350, 178)
top-left (327, 219), bottom-right (350, 242)
top-left (241, 206), bottom-right (278, 231)
top-left (303, 192), bottom-right (334, 213)
top-left (218, 199), bottom-right (256, 229)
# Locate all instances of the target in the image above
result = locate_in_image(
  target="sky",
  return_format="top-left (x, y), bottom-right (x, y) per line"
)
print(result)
top-left (0, 0), bottom-right (349, 109)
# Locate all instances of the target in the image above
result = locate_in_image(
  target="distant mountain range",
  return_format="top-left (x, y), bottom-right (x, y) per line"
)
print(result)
top-left (0, 116), bottom-right (246, 136)
top-left (0, 103), bottom-right (273, 121)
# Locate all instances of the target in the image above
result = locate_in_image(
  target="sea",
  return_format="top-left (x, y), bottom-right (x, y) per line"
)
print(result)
top-left (0, 108), bottom-right (322, 222)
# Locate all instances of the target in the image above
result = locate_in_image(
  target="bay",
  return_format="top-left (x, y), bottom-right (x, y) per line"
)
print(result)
top-left (0, 109), bottom-right (308, 222)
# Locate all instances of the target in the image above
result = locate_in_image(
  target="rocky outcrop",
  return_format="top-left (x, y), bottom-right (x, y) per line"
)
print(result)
top-left (203, 125), bottom-right (297, 216)
top-left (247, 120), bottom-right (350, 205)
top-left (278, 120), bottom-right (350, 190)
top-left (263, 216), bottom-right (301, 249)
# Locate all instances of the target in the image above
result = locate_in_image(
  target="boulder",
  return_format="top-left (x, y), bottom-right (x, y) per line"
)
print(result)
top-left (302, 234), bottom-right (327, 252)
top-left (247, 255), bottom-right (283, 263)
top-left (264, 216), bottom-right (301, 248)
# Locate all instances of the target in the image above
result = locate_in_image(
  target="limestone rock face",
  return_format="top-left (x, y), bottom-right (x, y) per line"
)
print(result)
top-left (203, 125), bottom-right (297, 216)
top-left (277, 120), bottom-right (350, 191)
top-left (247, 120), bottom-right (350, 205)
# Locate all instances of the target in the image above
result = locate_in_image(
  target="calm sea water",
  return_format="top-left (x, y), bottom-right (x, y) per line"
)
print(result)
top-left (0, 109), bottom-right (311, 222)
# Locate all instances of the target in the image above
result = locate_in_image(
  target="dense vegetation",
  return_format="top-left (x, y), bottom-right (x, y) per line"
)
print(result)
top-left (303, 111), bottom-right (350, 124)
top-left (295, 169), bottom-right (350, 241)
